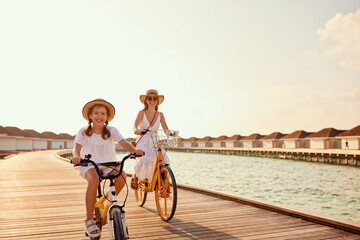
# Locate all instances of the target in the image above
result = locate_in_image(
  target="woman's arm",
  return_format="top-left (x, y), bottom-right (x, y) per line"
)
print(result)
top-left (72, 143), bottom-right (82, 164)
top-left (133, 111), bottom-right (144, 135)
top-left (119, 139), bottom-right (144, 156)
top-left (160, 112), bottom-right (169, 130)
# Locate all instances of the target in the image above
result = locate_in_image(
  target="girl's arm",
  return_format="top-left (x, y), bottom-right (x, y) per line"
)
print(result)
top-left (72, 143), bottom-right (82, 164)
top-left (119, 139), bottom-right (144, 156)
top-left (160, 112), bottom-right (169, 130)
top-left (133, 111), bottom-right (144, 135)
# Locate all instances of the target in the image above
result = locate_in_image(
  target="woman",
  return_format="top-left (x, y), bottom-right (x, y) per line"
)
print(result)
top-left (131, 89), bottom-right (170, 189)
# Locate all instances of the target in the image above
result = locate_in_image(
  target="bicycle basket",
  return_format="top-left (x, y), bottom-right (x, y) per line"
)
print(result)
top-left (148, 130), bottom-right (179, 149)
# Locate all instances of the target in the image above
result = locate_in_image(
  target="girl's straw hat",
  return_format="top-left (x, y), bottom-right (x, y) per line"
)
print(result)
top-left (139, 89), bottom-right (164, 105)
top-left (82, 98), bottom-right (116, 122)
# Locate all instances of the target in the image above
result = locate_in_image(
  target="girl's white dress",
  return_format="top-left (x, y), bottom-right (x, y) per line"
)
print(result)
top-left (74, 126), bottom-right (124, 178)
top-left (134, 112), bottom-right (170, 180)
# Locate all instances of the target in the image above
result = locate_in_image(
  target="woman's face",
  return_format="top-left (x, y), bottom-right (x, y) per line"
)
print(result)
top-left (89, 105), bottom-right (108, 127)
top-left (146, 95), bottom-right (158, 108)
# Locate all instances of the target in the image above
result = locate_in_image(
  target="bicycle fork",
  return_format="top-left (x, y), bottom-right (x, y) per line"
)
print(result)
top-left (107, 179), bottom-right (129, 240)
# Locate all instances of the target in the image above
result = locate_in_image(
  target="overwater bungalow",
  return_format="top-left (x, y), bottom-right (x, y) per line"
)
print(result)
top-left (224, 134), bottom-right (244, 148)
top-left (212, 135), bottom-right (228, 148)
top-left (282, 130), bottom-right (312, 149)
top-left (337, 125), bottom-right (360, 150)
top-left (197, 136), bottom-right (213, 148)
top-left (0, 126), bottom-right (74, 151)
top-left (182, 137), bottom-right (199, 148)
top-left (307, 128), bottom-right (344, 149)
top-left (262, 132), bottom-right (287, 148)
top-left (242, 133), bottom-right (264, 148)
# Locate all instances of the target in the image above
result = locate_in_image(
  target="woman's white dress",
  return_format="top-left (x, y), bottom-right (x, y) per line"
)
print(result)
top-left (134, 112), bottom-right (170, 180)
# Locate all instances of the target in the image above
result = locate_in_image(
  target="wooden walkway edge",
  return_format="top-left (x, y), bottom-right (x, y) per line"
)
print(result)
top-left (0, 150), bottom-right (359, 240)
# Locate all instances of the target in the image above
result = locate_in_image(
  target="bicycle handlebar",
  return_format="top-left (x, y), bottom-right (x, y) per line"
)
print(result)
top-left (71, 152), bottom-right (144, 180)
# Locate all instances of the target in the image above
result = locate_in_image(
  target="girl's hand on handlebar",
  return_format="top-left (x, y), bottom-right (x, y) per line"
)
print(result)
top-left (72, 156), bottom-right (81, 165)
top-left (135, 149), bottom-right (144, 156)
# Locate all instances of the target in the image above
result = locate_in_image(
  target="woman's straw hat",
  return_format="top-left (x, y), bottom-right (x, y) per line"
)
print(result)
top-left (139, 89), bottom-right (164, 105)
top-left (82, 98), bottom-right (116, 122)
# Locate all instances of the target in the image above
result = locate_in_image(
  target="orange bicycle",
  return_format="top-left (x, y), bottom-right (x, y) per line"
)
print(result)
top-left (134, 130), bottom-right (179, 221)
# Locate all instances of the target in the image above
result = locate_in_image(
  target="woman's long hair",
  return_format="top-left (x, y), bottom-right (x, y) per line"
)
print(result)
top-left (85, 104), bottom-right (111, 139)
top-left (142, 97), bottom-right (159, 111)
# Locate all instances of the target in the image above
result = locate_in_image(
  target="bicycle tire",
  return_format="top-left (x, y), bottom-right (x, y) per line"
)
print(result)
top-left (135, 184), bottom-right (147, 207)
top-left (155, 165), bottom-right (177, 221)
top-left (113, 209), bottom-right (125, 240)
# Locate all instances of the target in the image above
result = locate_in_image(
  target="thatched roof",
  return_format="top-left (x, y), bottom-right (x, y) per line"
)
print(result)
top-left (182, 137), bottom-right (199, 142)
top-left (262, 132), bottom-right (287, 140)
top-left (226, 134), bottom-right (244, 141)
top-left (4, 126), bottom-right (24, 136)
top-left (212, 135), bottom-right (228, 141)
top-left (58, 133), bottom-right (75, 140)
top-left (307, 128), bottom-right (345, 138)
top-left (338, 125), bottom-right (360, 137)
top-left (40, 131), bottom-right (62, 139)
top-left (197, 136), bottom-right (213, 141)
top-left (242, 133), bottom-right (264, 141)
top-left (22, 129), bottom-right (42, 138)
top-left (282, 130), bottom-right (312, 139)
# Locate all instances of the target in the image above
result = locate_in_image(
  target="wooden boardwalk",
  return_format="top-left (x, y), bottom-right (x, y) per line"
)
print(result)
top-left (0, 151), bottom-right (359, 240)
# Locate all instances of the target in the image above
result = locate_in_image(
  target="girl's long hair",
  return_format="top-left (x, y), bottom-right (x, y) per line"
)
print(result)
top-left (142, 97), bottom-right (159, 111)
top-left (85, 104), bottom-right (111, 139)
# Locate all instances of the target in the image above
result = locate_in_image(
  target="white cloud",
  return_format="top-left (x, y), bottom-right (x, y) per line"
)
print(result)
top-left (317, 9), bottom-right (360, 72)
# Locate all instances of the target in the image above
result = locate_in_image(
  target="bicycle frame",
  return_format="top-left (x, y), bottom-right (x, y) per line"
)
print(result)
top-left (94, 179), bottom-right (129, 240)
top-left (73, 153), bottom-right (139, 240)
top-left (138, 148), bottom-right (164, 192)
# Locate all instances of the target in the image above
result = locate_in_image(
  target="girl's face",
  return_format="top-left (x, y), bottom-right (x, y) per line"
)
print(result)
top-left (89, 105), bottom-right (108, 127)
top-left (146, 95), bottom-right (158, 108)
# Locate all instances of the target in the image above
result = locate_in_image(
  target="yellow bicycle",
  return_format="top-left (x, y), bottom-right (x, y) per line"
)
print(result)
top-left (73, 153), bottom-right (141, 240)
top-left (134, 130), bottom-right (179, 221)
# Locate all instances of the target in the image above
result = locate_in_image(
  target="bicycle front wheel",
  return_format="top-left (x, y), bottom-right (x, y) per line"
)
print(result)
top-left (113, 209), bottom-right (125, 240)
top-left (135, 183), bottom-right (147, 207)
top-left (155, 165), bottom-right (177, 221)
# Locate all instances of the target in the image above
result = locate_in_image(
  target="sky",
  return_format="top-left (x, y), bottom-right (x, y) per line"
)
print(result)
top-left (1, 0), bottom-right (360, 139)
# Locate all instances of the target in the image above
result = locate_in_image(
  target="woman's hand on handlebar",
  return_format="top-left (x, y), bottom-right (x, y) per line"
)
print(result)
top-left (135, 149), bottom-right (144, 156)
top-left (72, 156), bottom-right (81, 165)
top-left (134, 129), bottom-right (148, 135)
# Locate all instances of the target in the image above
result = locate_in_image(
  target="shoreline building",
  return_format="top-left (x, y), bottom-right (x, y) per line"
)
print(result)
top-left (242, 133), bottom-right (265, 148)
top-left (262, 132), bottom-right (287, 149)
top-left (212, 135), bottom-right (228, 148)
top-left (225, 134), bottom-right (244, 148)
top-left (307, 128), bottom-right (344, 150)
top-left (0, 125), bottom-right (74, 151)
top-left (197, 136), bottom-right (214, 148)
top-left (182, 137), bottom-right (198, 148)
top-left (337, 125), bottom-right (360, 150)
top-left (282, 130), bottom-right (312, 149)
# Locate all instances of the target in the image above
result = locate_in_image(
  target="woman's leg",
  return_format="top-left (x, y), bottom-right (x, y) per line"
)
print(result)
top-left (84, 169), bottom-right (100, 234)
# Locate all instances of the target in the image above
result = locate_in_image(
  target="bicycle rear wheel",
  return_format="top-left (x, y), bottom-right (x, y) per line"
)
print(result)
top-left (135, 183), bottom-right (147, 206)
top-left (113, 209), bottom-right (125, 240)
top-left (155, 165), bottom-right (177, 221)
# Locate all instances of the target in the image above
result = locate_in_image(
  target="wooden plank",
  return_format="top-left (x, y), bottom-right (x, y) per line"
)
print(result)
top-left (0, 150), bottom-right (359, 239)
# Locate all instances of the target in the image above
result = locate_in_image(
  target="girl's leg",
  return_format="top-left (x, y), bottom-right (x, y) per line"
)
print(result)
top-left (84, 169), bottom-right (100, 234)
top-left (109, 168), bottom-right (127, 195)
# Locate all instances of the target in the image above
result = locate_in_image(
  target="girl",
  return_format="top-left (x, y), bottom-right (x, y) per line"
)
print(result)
top-left (131, 89), bottom-right (170, 189)
top-left (72, 98), bottom-right (143, 238)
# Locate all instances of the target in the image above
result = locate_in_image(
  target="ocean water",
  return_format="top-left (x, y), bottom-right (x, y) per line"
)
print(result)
top-left (117, 151), bottom-right (360, 222)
